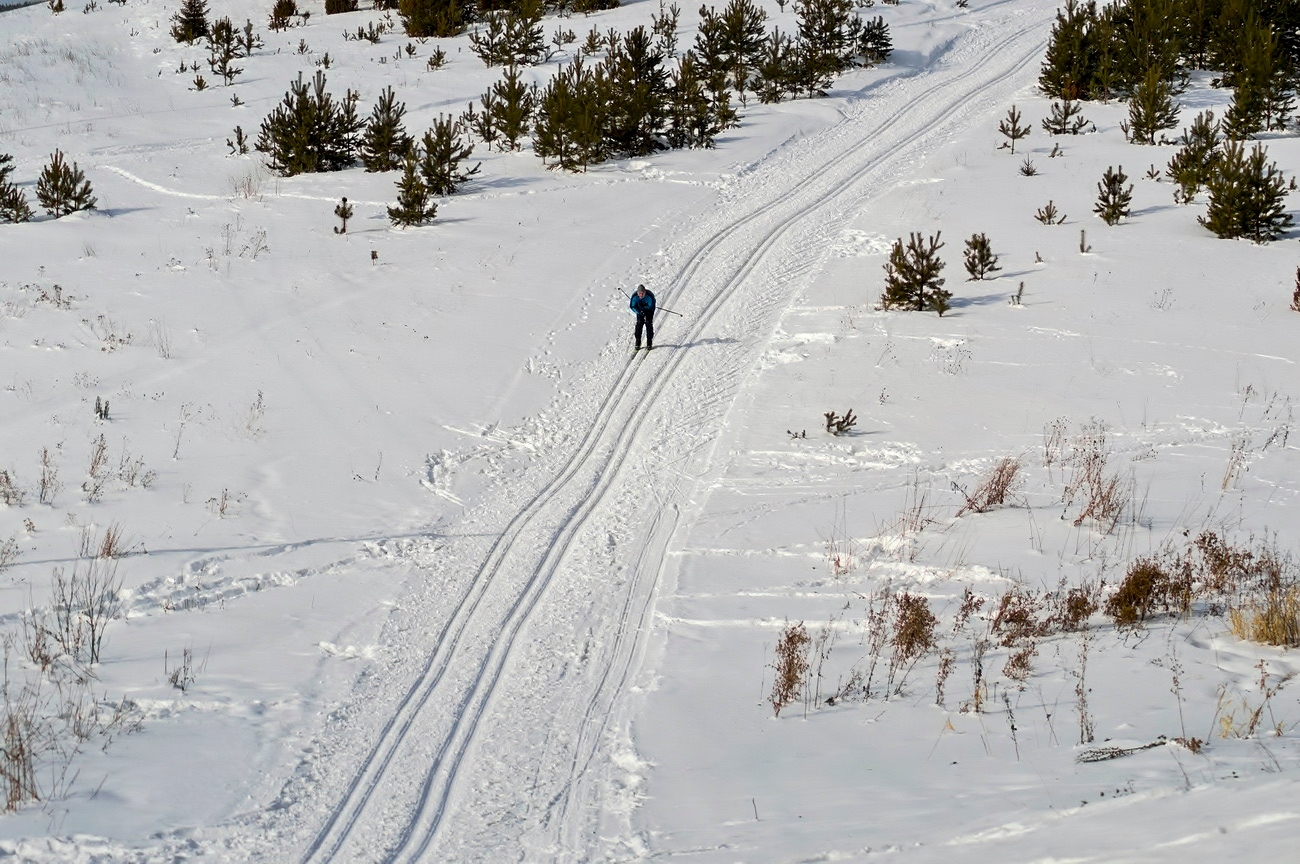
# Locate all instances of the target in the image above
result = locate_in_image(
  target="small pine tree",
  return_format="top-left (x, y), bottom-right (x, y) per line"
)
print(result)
top-left (668, 52), bottom-right (725, 147)
top-left (1200, 140), bottom-right (1294, 242)
top-left (1094, 165), bottom-right (1132, 225)
top-left (36, 150), bottom-right (96, 218)
top-left (469, 0), bottom-right (546, 67)
top-left (477, 65), bottom-right (536, 151)
top-left (1042, 99), bottom-right (1089, 135)
top-left (333, 197), bottom-right (353, 233)
top-left (256, 72), bottom-right (363, 176)
top-left (880, 232), bottom-right (950, 315)
top-left (752, 29), bottom-right (798, 104)
top-left (417, 115), bottom-right (480, 195)
top-left (0, 181), bottom-right (34, 223)
top-left (359, 86), bottom-right (412, 172)
top-left (388, 153), bottom-right (437, 226)
top-left (1038, 0), bottom-right (1101, 100)
top-left (1224, 73), bottom-right (1268, 140)
top-left (207, 17), bottom-right (244, 85)
top-left (606, 27), bottom-right (671, 158)
top-left (1165, 109), bottom-right (1221, 202)
top-left (963, 233), bottom-right (1002, 280)
top-left (998, 105), bottom-right (1030, 154)
top-left (0, 152), bottom-right (32, 223)
top-left (1223, 14), bottom-right (1294, 139)
top-left (532, 57), bottom-right (607, 172)
top-left (238, 19), bottom-right (263, 57)
top-left (719, 0), bottom-right (769, 90)
top-left (1126, 66), bottom-right (1179, 144)
top-left (794, 0), bottom-right (858, 77)
top-left (856, 16), bottom-right (892, 67)
top-left (170, 0), bottom-right (210, 43)
top-left (268, 0), bottom-right (296, 32)
top-left (399, 0), bottom-right (467, 39)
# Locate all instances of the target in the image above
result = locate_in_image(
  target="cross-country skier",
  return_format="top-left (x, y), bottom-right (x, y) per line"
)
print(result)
top-left (629, 284), bottom-right (656, 351)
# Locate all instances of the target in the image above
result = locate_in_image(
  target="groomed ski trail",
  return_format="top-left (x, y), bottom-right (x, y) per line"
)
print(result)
top-left (236, 6), bottom-right (1057, 862)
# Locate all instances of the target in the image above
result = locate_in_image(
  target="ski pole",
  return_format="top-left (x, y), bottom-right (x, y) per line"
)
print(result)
top-left (618, 288), bottom-right (683, 316)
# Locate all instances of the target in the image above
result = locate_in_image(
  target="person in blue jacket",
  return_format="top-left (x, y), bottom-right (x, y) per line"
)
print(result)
top-left (629, 283), bottom-right (656, 350)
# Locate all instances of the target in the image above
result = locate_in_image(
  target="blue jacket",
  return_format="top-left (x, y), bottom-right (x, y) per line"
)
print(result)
top-left (630, 290), bottom-right (656, 315)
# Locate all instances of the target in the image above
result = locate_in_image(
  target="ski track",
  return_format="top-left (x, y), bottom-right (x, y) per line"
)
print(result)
top-left (201, 8), bottom-right (1061, 863)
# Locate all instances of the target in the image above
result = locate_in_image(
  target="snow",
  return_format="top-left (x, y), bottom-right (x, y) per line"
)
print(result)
top-left (1, 0), bottom-right (1299, 860)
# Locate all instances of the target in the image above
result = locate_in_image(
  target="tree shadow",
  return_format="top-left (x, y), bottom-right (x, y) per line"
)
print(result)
top-left (950, 292), bottom-right (1007, 308)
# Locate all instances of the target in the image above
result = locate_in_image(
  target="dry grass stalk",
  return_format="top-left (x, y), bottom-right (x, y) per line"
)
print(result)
top-left (955, 456), bottom-right (1022, 516)
top-left (1074, 632), bottom-right (1095, 744)
top-left (966, 634), bottom-right (990, 714)
top-left (934, 647), bottom-right (955, 707)
top-left (0, 470), bottom-right (25, 506)
top-left (38, 447), bottom-right (59, 505)
top-left (770, 621), bottom-right (811, 718)
top-left (894, 472), bottom-right (937, 539)
top-left (1220, 434), bottom-right (1249, 491)
top-left (1042, 417), bottom-right (1068, 472)
top-left (1063, 421), bottom-right (1130, 532)
top-left (0, 535), bottom-right (19, 578)
top-left (82, 433), bottom-right (109, 503)
top-left (1214, 664), bottom-right (1287, 739)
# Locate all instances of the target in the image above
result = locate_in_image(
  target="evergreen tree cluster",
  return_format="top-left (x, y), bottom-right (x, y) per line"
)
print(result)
top-left (387, 115), bottom-right (480, 226)
top-left (1038, 0), bottom-right (1297, 139)
top-left (530, 26), bottom-right (725, 171)
top-left (480, 0), bottom-right (893, 171)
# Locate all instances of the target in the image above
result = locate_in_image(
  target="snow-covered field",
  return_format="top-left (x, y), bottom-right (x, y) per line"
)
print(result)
top-left (1, 0), bottom-right (1298, 860)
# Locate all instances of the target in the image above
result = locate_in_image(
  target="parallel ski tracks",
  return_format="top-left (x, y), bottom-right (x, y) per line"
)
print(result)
top-left (297, 10), bottom-right (1052, 863)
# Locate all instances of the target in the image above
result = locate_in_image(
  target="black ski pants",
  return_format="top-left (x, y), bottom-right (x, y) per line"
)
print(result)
top-left (635, 311), bottom-right (654, 348)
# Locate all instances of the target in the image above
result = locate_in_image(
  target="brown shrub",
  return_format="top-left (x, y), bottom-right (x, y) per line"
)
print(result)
top-left (991, 586), bottom-right (1047, 647)
top-left (1105, 557), bottom-right (1179, 629)
top-left (886, 592), bottom-right (937, 695)
top-left (769, 621), bottom-right (810, 718)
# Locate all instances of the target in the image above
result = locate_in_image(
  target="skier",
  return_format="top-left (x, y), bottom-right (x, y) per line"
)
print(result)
top-left (629, 283), bottom-right (655, 351)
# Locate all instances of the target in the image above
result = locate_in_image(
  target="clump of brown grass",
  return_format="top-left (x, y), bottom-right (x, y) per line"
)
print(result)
top-left (956, 456), bottom-right (1023, 516)
top-left (886, 592), bottom-right (938, 695)
top-left (1228, 587), bottom-right (1300, 647)
top-left (770, 621), bottom-right (811, 718)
